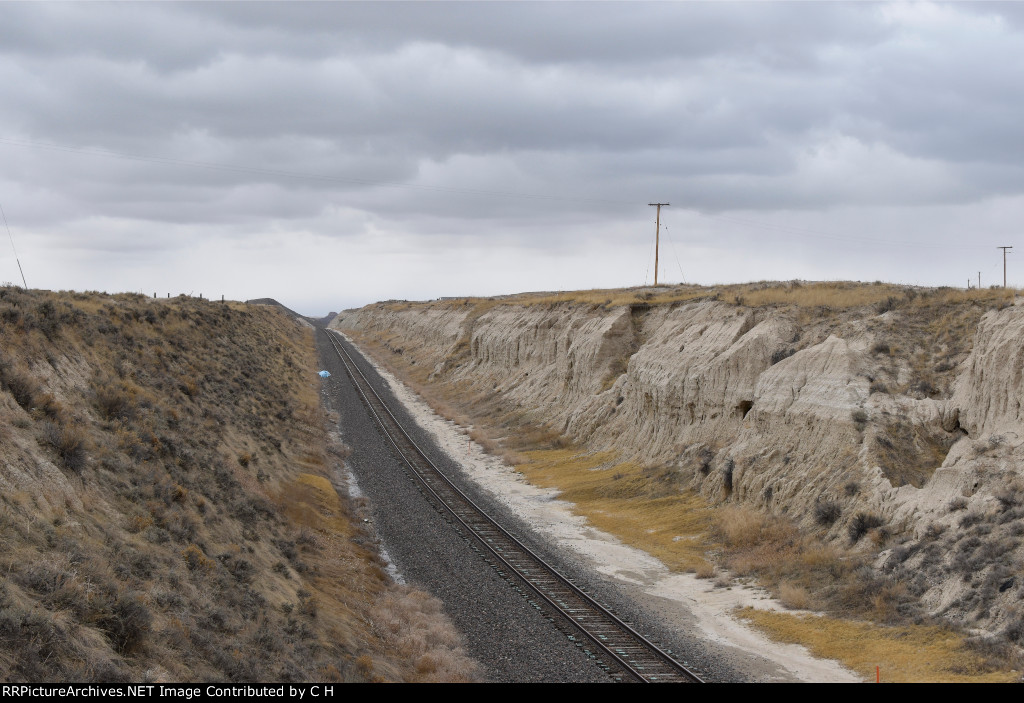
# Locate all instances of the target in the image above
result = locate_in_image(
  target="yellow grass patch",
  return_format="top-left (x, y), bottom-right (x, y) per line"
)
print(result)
top-left (737, 608), bottom-right (1019, 683)
top-left (275, 472), bottom-right (479, 682)
top-left (278, 473), bottom-right (353, 539)
top-left (391, 286), bottom-right (709, 310)
top-left (737, 281), bottom-right (1011, 309)
top-left (382, 280), bottom-right (1019, 314)
top-left (516, 448), bottom-right (715, 571)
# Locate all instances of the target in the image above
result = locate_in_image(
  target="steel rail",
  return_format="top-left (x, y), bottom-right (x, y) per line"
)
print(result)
top-left (322, 328), bottom-right (703, 683)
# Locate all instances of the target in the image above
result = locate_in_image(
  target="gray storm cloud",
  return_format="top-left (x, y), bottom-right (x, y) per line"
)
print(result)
top-left (0, 2), bottom-right (1021, 312)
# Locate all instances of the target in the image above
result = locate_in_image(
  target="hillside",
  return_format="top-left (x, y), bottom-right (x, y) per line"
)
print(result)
top-left (334, 280), bottom-right (1024, 679)
top-left (0, 288), bottom-right (475, 682)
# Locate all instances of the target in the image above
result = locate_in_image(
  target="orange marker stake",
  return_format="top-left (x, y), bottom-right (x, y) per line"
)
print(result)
top-left (876, 665), bottom-right (880, 683)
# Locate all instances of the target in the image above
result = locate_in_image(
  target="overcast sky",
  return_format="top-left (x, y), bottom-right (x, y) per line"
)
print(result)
top-left (2, 1), bottom-right (1023, 314)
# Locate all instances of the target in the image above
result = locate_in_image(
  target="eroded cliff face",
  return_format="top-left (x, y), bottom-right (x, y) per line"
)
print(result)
top-left (334, 291), bottom-right (1024, 635)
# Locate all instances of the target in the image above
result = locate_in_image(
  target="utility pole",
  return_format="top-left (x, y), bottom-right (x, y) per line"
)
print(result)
top-left (999, 246), bottom-right (1013, 288)
top-left (648, 203), bottom-right (669, 285)
top-left (978, 272), bottom-right (981, 289)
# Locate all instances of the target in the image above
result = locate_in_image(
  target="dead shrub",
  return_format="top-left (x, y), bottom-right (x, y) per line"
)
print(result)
top-left (32, 392), bottom-right (63, 420)
top-left (126, 514), bottom-right (154, 534)
top-left (182, 544), bottom-right (214, 571)
top-left (0, 602), bottom-right (78, 680)
top-left (718, 506), bottom-right (766, 548)
top-left (225, 556), bottom-right (255, 584)
top-left (97, 591), bottom-right (152, 655)
top-left (876, 297), bottom-right (900, 314)
top-left (297, 589), bottom-right (318, 618)
top-left (4, 368), bottom-right (39, 409)
top-left (370, 587), bottom-right (478, 682)
top-left (468, 428), bottom-right (498, 454)
top-left (355, 655), bottom-right (375, 680)
top-left (40, 420), bottom-right (87, 474)
top-left (15, 561), bottom-right (76, 597)
top-left (995, 482), bottom-right (1022, 510)
top-left (179, 378), bottom-right (199, 397)
top-left (779, 582), bottom-right (811, 610)
top-left (164, 508), bottom-right (198, 542)
top-left (868, 525), bottom-right (892, 548)
top-left (959, 512), bottom-right (984, 529)
top-left (851, 409), bottom-right (868, 431)
top-left (94, 383), bottom-right (134, 421)
top-left (849, 512), bottom-right (884, 543)
top-left (234, 496), bottom-right (276, 525)
top-left (694, 561), bottom-right (716, 579)
top-left (814, 499), bottom-right (842, 527)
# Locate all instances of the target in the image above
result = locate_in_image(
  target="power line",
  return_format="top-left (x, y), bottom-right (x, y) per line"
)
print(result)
top-left (694, 212), bottom-right (994, 251)
top-left (0, 202), bottom-right (27, 289)
top-left (662, 223), bottom-right (686, 283)
top-left (643, 225), bottom-right (657, 286)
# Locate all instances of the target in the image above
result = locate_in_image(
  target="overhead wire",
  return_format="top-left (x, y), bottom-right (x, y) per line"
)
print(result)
top-left (694, 212), bottom-right (993, 251)
top-left (0, 201), bottom-right (27, 289)
top-left (661, 222), bottom-right (686, 284)
top-left (643, 220), bottom-right (657, 286)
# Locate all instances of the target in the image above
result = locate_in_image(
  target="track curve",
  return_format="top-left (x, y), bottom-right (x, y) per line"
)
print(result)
top-left (323, 328), bottom-right (703, 684)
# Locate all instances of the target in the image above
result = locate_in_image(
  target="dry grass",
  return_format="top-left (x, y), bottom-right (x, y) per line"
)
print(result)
top-left (737, 608), bottom-right (1019, 683)
top-left (718, 505), bottom-right (775, 548)
top-left (278, 473), bottom-right (354, 540)
top-left (515, 448), bottom-right (715, 571)
top-left (274, 472), bottom-right (477, 683)
top-left (712, 505), bottom-right (901, 619)
top-left (778, 582), bottom-right (811, 610)
top-left (384, 280), bottom-right (1018, 314)
top-left (0, 288), bottom-right (477, 683)
top-left (739, 281), bottom-right (1013, 310)
top-left (370, 589), bottom-right (478, 683)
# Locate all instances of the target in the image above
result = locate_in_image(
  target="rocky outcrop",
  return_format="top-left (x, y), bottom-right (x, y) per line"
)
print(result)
top-left (334, 294), bottom-right (1024, 636)
top-left (337, 301), bottom-right (878, 518)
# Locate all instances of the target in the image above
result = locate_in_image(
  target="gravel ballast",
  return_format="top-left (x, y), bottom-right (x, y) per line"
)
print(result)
top-left (315, 328), bottom-right (749, 682)
top-left (316, 329), bottom-right (611, 682)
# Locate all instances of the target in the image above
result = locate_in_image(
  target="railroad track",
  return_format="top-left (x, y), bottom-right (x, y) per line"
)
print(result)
top-left (323, 329), bottom-right (703, 683)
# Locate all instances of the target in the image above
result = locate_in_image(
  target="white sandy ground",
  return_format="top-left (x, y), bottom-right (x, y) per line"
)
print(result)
top-left (329, 430), bottom-right (407, 586)
top-left (339, 334), bottom-right (862, 683)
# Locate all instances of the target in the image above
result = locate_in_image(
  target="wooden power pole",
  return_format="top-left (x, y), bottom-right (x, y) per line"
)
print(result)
top-left (648, 203), bottom-right (669, 285)
top-left (999, 246), bottom-right (1013, 288)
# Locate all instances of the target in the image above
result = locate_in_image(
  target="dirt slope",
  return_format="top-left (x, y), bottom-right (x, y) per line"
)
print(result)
top-left (0, 288), bottom-right (475, 682)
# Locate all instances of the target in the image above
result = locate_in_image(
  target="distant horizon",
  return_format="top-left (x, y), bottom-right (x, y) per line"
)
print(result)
top-left (12, 276), bottom-right (1015, 320)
